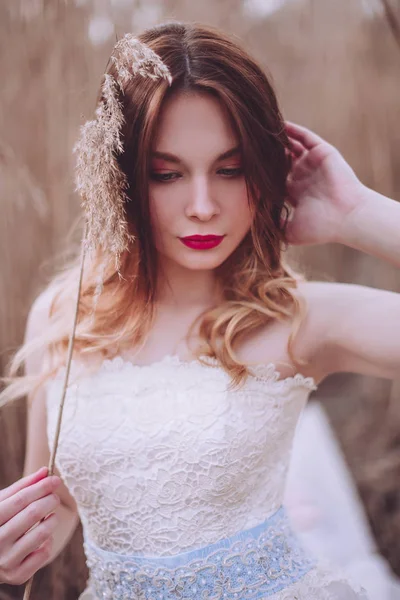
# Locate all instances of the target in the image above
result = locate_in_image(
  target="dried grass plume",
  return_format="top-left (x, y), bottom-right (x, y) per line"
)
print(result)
top-left (73, 35), bottom-right (172, 268)
top-left (112, 33), bottom-right (173, 86)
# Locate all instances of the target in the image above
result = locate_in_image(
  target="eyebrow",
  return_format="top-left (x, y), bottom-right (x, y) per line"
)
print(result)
top-left (151, 145), bottom-right (241, 164)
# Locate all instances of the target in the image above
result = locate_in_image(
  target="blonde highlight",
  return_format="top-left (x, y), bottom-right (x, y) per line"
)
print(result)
top-left (1, 22), bottom-right (305, 406)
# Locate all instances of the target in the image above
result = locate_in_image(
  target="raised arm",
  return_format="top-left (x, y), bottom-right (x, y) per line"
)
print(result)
top-left (340, 187), bottom-right (400, 267)
top-left (285, 121), bottom-right (400, 266)
top-left (285, 122), bottom-right (400, 381)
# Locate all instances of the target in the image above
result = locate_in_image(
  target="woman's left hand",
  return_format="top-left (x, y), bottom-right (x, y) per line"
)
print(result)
top-left (284, 122), bottom-right (365, 246)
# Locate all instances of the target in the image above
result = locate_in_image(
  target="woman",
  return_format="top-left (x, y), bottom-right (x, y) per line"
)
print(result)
top-left (0, 21), bottom-right (399, 599)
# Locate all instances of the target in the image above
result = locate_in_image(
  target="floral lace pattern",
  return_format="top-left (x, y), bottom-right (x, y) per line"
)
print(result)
top-left (46, 355), bottom-right (368, 598)
top-left (46, 355), bottom-right (315, 556)
top-left (84, 507), bottom-right (316, 600)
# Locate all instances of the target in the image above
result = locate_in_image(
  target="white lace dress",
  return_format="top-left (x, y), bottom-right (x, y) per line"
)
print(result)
top-left (46, 355), bottom-right (369, 600)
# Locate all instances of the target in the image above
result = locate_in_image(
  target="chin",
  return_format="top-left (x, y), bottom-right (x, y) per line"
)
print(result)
top-left (160, 247), bottom-right (231, 271)
top-left (176, 256), bottom-right (227, 271)
top-left (157, 239), bottom-right (241, 271)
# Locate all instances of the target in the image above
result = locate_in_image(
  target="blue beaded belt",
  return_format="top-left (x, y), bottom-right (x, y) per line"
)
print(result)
top-left (84, 507), bottom-right (315, 600)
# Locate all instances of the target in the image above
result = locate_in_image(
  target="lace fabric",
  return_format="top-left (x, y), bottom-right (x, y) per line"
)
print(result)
top-left (45, 355), bottom-right (368, 599)
top-left (84, 506), bottom-right (316, 600)
top-left (79, 575), bottom-right (368, 600)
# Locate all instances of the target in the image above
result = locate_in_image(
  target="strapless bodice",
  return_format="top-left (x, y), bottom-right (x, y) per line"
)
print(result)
top-left (46, 355), bottom-right (316, 558)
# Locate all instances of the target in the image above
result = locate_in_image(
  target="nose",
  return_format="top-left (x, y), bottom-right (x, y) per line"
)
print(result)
top-left (185, 176), bottom-right (219, 222)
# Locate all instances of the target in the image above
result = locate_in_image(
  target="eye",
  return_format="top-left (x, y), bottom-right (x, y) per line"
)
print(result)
top-left (217, 167), bottom-right (243, 177)
top-left (150, 172), bottom-right (181, 183)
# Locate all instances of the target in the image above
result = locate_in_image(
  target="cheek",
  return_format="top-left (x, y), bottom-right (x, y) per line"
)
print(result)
top-left (226, 184), bottom-right (253, 229)
top-left (148, 189), bottom-right (176, 232)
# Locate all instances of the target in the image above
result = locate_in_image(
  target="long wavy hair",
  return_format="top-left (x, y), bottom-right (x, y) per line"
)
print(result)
top-left (1, 21), bottom-right (303, 405)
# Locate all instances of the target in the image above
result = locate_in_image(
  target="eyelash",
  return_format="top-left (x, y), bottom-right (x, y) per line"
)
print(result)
top-left (149, 167), bottom-right (243, 183)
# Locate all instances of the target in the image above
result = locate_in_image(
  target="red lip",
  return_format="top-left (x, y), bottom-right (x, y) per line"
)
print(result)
top-left (179, 235), bottom-right (225, 250)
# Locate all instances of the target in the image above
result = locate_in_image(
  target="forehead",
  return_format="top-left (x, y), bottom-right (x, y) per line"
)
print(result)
top-left (153, 91), bottom-right (238, 158)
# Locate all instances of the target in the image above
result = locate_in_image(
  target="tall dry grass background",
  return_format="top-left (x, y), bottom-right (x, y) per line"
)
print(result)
top-left (1, 0), bottom-right (400, 597)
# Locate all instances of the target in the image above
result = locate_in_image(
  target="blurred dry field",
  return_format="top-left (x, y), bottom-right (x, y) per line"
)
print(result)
top-left (1, 0), bottom-right (400, 597)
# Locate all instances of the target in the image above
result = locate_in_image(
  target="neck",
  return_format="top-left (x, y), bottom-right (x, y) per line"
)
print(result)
top-left (155, 256), bottom-right (222, 310)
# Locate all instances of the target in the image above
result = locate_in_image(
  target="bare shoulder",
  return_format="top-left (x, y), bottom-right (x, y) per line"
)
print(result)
top-left (295, 279), bottom-right (399, 379)
top-left (300, 277), bottom-right (400, 381)
top-left (25, 284), bottom-right (59, 375)
top-left (237, 279), bottom-right (388, 380)
top-left (26, 285), bottom-right (57, 339)
top-left (26, 283), bottom-right (105, 375)
top-left (235, 281), bottom-right (343, 378)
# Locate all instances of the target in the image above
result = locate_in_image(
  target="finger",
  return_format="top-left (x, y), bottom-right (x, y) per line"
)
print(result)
top-left (5, 513), bottom-right (57, 569)
top-left (285, 121), bottom-right (325, 150)
top-left (0, 468), bottom-right (48, 503)
top-left (1, 492), bottom-right (60, 543)
top-left (0, 476), bottom-right (60, 528)
top-left (288, 138), bottom-right (305, 159)
top-left (9, 538), bottom-right (53, 586)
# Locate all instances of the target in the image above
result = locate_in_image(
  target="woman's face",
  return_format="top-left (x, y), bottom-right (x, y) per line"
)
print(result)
top-left (149, 91), bottom-right (253, 271)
